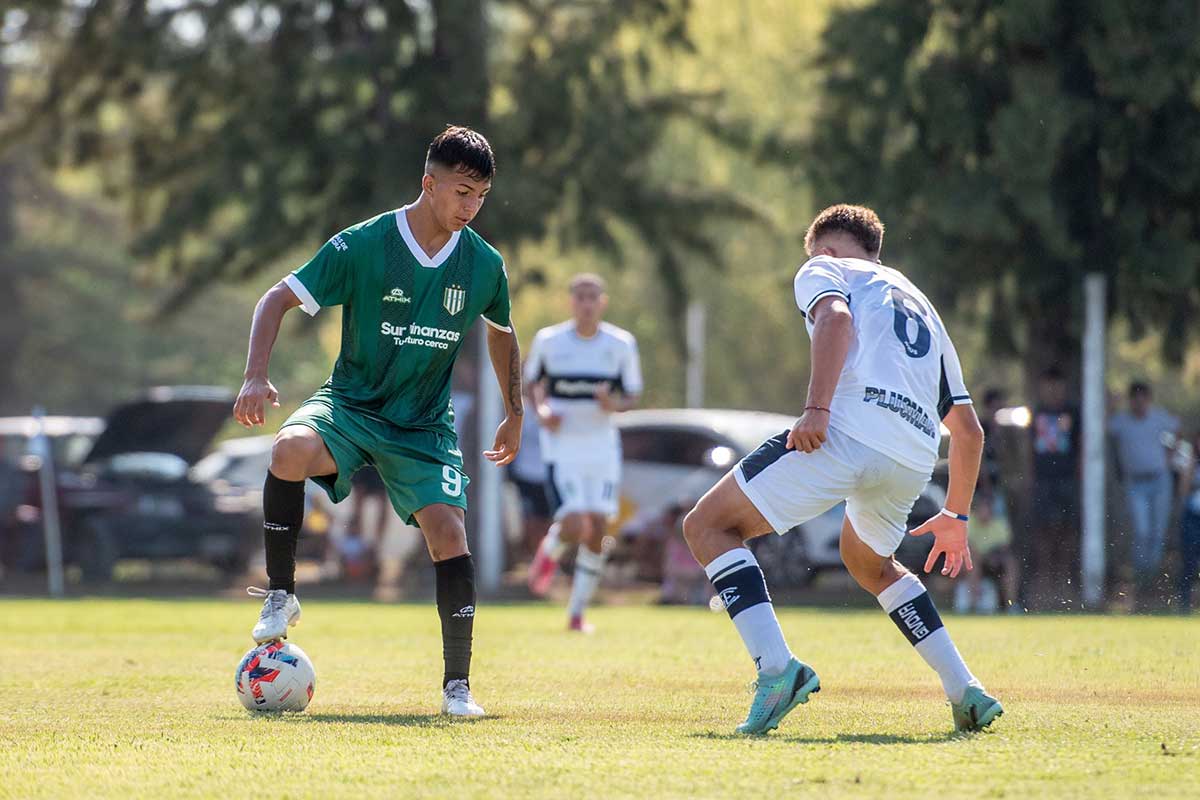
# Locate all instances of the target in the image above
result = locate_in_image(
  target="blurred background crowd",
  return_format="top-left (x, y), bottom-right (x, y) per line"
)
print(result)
top-left (2, 1), bottom-right (1200, 613)
top-left (2, 374), bottom-right (1198, 614)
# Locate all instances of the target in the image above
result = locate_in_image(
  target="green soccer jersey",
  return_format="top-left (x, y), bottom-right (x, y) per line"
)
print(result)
top-left (285, 204), bottom-right (511, 434)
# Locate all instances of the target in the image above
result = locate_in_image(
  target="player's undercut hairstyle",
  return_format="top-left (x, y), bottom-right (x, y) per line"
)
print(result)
top-left (426, 125), bottom-right (495, 182)
top-left (569, 273), bottom-right (607, 294)
top-left (804, 204), bottom-right (885, 259)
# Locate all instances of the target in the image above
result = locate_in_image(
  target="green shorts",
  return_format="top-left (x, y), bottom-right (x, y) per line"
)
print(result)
top-left (281, 390), bottom-right (469, 525)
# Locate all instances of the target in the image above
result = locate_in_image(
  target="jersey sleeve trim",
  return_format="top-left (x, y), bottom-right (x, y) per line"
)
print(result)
top-left (284, 273), bottom-right (321, 316)
top-left (480, 314), bottom-right (512, 333)
top-left (801, 288), bottom-right (850, 319)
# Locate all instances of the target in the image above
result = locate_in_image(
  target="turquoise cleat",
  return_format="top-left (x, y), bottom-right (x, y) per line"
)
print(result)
top-left (736, 658), bottom-right (821, 735)
top-left (952, 685), bottom-right (1004, 732)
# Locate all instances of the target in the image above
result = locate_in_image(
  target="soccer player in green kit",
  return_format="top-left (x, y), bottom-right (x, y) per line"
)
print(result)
top-left (233, 126), bottom-right (522, 717)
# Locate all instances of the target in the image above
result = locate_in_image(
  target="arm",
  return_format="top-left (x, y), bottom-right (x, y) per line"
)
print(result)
top-left (787, 295), bottom-right (853, 452)
top-left (596, 388), bottom-right (640, 413)
top-left (942, 403), bottom-right (985, 516)
top-left (910, 403), bottom-right (984, 578)
top-left (530, 379), bottom-right (562, 432)
top-left (233, 281), bottom-right (303, 427)
top-left (482, 324), bottom-right (523, 466)
top-left (598, 335), bottom-right (643, 413)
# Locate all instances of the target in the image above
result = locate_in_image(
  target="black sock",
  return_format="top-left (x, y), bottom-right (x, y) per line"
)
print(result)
top-left (263, 471), bottom-right (306, 595)
top-left (435, 553), bottom-right (476, 687)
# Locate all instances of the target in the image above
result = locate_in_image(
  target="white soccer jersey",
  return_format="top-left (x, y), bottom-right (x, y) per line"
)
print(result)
top-left (793, 255), bottom-right (971, 474)
top-left (524, 320), bottom-right (643, 465)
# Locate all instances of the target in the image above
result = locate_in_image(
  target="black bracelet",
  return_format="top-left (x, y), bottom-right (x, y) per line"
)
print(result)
top-left (804, 405), bottom-right (831, 413)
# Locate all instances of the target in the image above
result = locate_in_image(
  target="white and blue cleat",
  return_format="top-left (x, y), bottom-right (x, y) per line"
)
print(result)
top-left (248, 586), bottom-right (302, 643)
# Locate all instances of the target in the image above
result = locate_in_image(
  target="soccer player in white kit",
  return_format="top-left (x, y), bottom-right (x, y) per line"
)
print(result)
top-left (683, 205), bottom-right (1003, 735)
top-left (524, 273), bottom-right (643, 631)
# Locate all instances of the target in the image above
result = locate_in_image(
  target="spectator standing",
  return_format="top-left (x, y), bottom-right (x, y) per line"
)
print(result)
top-left (1108, 381), bottom-right (1179, 597)
top-left (1029, 369), bottom-right (1081, 607)
top-left (508, 408), bottom-right (551, 557)
top-left (1178, 432), bottom-right (1200, 613)
top-left (978, 388), bottom-right (1006, 498)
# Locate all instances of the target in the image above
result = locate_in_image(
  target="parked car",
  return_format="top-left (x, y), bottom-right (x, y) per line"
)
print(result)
top-left (0, 416), bottom-right (104, 569)
top-left (191, 435), bottom-right (333, 559)
top-left (615, 409), bottom-right (946, 588)
top-left (0, 386), bottom-right (259, 581)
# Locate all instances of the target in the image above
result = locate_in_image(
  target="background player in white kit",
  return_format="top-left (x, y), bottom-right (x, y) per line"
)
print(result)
top-left (683, 205), bottom-right (1003, 735)
top-left (524, 274), bottom-right (642, 631)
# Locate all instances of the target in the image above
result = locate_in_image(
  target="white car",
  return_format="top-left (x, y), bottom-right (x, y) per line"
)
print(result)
top-left (615, 409), bottom-right (946, 587)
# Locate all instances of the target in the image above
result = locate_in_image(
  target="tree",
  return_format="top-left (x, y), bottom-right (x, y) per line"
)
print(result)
top-left (804, 0), bottom-right (1200, 385)
top-left (3, 0), bottom-right (760, 342)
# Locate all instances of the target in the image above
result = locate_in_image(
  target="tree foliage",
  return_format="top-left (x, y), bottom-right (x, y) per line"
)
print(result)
top-left (4, 0), bottom-right (761, 330)
top-left (805, 0), bottom-right (1200, 375)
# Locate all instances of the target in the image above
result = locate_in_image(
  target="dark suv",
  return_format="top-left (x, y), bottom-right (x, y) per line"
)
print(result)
top-left (0, 386), bottom-right (257, 581)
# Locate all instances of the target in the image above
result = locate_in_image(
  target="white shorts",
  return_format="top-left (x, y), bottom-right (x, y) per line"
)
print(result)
top-left (546, 459), bottom-right (620, 519)
top-left (733, 426), bottom-right (931, 557)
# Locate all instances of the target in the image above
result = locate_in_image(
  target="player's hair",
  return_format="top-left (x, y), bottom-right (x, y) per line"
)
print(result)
top-left (426, 125), bottom-right (495, 182)
top-left (569, 273), bottom-right (607, 294)
top-left (804, 204), bottom-right (885, 258)
top-left (1129, 380), bottom-right (1151, 397)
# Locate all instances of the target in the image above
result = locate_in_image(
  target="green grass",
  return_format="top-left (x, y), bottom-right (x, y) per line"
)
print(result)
top-left (1, 599), bottom-right (1197, 799)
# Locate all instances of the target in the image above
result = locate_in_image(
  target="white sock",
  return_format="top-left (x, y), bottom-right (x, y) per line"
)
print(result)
top-left (541, 522), bottom-right (567, 560)
top-left (568, 547), bottom-right (605, 618)
top-left (877, 572), bottom-right (980, 703)
top-left (705, 548), bottom-right (794, 675)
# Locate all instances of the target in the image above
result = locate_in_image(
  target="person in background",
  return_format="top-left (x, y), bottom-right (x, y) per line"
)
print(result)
top-left (508, 404), bottom-right (551, 558)
top-left (524, 273), bottom-right (643, 632)
top-left (1178, 432), bottom-right (1200, 614)
top-left (1029, 368), bottom-right (1081, 608)
top-left (1107, 381), bottom-right (1179, 601)
top-left (977, 388), bottom-right (1005, 498)
top-left (954, 493), bottom-right (1018, 614)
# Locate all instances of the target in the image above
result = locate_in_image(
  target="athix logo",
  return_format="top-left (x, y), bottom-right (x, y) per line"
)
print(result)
top-left (330, 234), bottom-right (348, 252)
top-left (443, 284), bottom-right (466, 316)
top-left (452, 605), bottom-right (475, 618)
top-left (717, 587), bottom-right (740, 609)
top-left (383, 287), bottom-right (411, 304)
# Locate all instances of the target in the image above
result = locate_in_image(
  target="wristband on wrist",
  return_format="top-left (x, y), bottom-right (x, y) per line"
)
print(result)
top-left (940, 508), bottom-right (969, 522)
top-left (804, 405), bottom-right (830, 413)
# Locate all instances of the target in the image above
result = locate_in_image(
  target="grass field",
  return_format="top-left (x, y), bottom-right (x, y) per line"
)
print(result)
top-left (1, 599), bottom-right (1197, 799)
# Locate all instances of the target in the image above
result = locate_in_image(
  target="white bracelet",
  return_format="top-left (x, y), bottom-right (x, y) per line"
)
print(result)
top-left (940, 508), bottom-right (969, 522)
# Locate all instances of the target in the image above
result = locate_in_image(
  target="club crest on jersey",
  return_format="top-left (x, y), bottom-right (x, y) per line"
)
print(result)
top-left (443, 284), bottom-right (466, 316)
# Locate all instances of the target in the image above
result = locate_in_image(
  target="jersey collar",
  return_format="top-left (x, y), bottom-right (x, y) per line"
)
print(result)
top-left (395, 204), bottom-right (461, 269)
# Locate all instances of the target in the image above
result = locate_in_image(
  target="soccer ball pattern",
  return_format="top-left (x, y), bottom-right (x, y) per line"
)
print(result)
top-left (235, 641), bottom-right (316, 712)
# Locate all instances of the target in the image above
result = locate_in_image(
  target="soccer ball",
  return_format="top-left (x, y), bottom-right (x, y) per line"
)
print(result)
top-left (235, 641), bottom-right (316, 712)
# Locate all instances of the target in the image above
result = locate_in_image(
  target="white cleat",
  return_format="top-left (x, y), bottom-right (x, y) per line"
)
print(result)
top-left (441, 679), bottom-right (486, 718)
top-left (247, 586), bottom-right (301, 643)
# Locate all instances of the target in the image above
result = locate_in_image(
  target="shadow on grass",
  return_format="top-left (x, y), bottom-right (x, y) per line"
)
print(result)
top-left (296, 712), bottom-right (505, 726)
top-left (690, 730), bottom-right (961, 745)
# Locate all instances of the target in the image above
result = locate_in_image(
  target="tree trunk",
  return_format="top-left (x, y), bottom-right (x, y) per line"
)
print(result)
top-left (430, 0), bottom-right (493, 554)
top-left (0, 60), bottom-right (27, 413)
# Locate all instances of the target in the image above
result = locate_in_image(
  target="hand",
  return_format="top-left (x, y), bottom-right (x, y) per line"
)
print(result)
top-left (233, 375), bottom-right (280, 428)
top-left (910, 512), bottom-right (973, 578)
top-left (595, 383), bottom-right (620, 413)
top-left (537, 404), bottom-right (563, 433)
top-left (786, 409), bottom-right (829, 453)
top-left (484, 414), bottom-right (522, 466)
